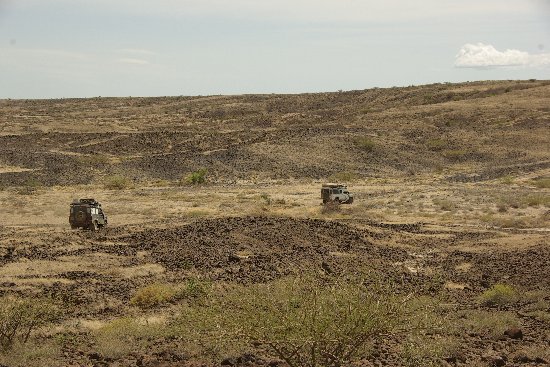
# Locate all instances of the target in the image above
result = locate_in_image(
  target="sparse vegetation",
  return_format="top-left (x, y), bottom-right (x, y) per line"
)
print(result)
top-left (176, 278), bottom-right (210, 301)
top-left (532, 177), bottom-right (550, 189)
top-left (15, 179), bottom-right (41, 195)
top-left (75, 154), bottom-right (110, 166)
top-left (479, 284), bottom-right (518, 307)
top-left (0, 297), bottom-right (58, 351)
top-left (104, 175), bottom-right (132, 190)
top-left (432, 198), bottom-right (456, 211)
top-left (260, 192), bottom-right (272, 205)
top-left (321, 200), bottom-right (341, 214)
top-left (355, 137), bottom-right (376, 152)
top-left (93, 317), bottom-right (166, 359)
top-left (0, 81), bottom-right (548, 366)
top-left (524, 194), bottom-right (549, 207)
top-left (442, 149), bottom-right (467, 161)
top-left (328, 171), bottom-right (359, 182)
top-left (173, 276), bottom-right (408, 366)
top-left (130, 283), bottom-right (178, 309)
top-left (459, 310), bottom-right (520, 338)
top-left (184, 168), bottom-right (208, 185)
top-left (425, 138), bottom-right (447, 151)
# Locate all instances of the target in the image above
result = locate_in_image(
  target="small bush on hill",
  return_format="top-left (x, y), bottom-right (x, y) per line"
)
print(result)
top-left (442, 149), bottom-right (467, 161)
top-left (355, 137), bottom-right (376, 152)
top-left (479, 284), bottom-right (518, 307)
top-left (532, 177), bottom-right (550, 189)
top-left (184, 168), bottom-right (208, 185)
top-left (425, 138), bottom-right (447, 151)
top-left (15, 179), bottom-right (41, 195)
top-left (104, 175), bottom-right (132, 190)
top-left (176, 278), bottom-right (210, 301)
top-left (329, 171), bottom-right (359, 182)
top-left (76, 154), bottom-right (110, 166)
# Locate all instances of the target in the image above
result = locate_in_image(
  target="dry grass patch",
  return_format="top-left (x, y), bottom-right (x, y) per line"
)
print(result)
top-left (93, 317), bottom-right (166, 359)
top-left (129, 283), bottom-right (178, 309)
top-left (458, 310), bottom-right (520, 338)
top-left (0, 339), bottom-right (61, 367)
top-left (104, 175), bottom-right (133, 190)
top-left (532, 177), bottom-right (550, 189)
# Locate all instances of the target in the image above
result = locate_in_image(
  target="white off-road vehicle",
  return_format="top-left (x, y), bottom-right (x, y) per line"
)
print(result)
top-left (321, 183), bottom-right (354, 204)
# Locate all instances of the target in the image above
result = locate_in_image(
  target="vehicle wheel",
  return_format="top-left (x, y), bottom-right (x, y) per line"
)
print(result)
top-left (347, 197), bottom-right (354, 204)
top-left (90, 221), bottom-right (99, 231)
top-left (70, 225), bottom-right (78, 230)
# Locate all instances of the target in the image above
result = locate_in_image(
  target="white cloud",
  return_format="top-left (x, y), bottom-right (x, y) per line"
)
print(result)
top-left (117, 48), bottom-right (156, 55)
top-left (117, 58), bottom-right (149, 65)
top-left (455, 43), bottom-right (550, 68)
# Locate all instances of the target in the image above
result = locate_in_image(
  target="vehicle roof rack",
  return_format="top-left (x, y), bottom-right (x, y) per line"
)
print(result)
top-left (322, 183), bottom-right (347, 188)
top-left (73, 198), bottom-right (99, 206)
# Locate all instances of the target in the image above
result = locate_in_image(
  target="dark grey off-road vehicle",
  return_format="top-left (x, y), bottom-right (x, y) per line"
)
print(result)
top-left (69, 198), bottom-right (108, 230)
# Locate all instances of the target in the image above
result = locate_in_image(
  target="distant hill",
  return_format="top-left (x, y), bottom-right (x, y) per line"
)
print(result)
top-left (0, 80), bottom-right (549, 186)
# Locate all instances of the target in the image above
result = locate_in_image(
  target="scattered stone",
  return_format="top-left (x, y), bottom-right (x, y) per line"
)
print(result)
top-left (321, 261), bottom-right (332, 273)
top-left (504, 327), bottom-right (523, 340)
top-left (444, 356), bottom-right (457, 364)
top-left (512, 353), bottom-right (530, 363)
top-left (482, 353), bottom-right (506, 367)
top-left (88, 352), bottom-right (101, 361)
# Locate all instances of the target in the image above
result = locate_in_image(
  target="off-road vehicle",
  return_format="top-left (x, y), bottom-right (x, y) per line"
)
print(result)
top-left (321, 183), bottom-right (354, 204)
top-left (69, 198), bottom-right (108, 230)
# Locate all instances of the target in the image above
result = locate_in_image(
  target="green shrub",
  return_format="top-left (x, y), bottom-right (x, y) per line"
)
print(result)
top-left (0, 297), bottom-right (58, 350)
top-left (479, 284), bottom-right (518, 307)
top-left (130, 283), bottom-right (177, 309)
top-left (425, 138), bottom-right (446, 151)
top-left (524, 194), bottom-right (549, 207)
top-left (355, 137), bottom-right (376, 152)
top-left (260, 193), bottom-right (272, 205)
top-left (442, 149), bottom-right (467, 161)
top-left (432, 198), bottom-right (456, 211)
top-left (532, 177), bottom-right (550, 189)
top-left (76, 154), bottom-right (110, 166)
top-left (329, 171), bottom-right (359, 182)
top-left (15, 179), bottom-right (41, 195)
top-left (173, 277), bottom-right (406, 366)
top-left (176, 278), bottom-right (210, 301)
top-left (184, 168), bottom-right (208, 185)
top-left (104, 175), bottom-right (132, 190)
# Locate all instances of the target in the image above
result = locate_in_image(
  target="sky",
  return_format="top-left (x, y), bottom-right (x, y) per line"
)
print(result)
top-left (0, 0), bottom-right (549, 98)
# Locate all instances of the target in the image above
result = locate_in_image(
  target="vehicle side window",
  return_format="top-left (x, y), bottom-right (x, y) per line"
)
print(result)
top-left (332, 189), bottom-right (339, 194)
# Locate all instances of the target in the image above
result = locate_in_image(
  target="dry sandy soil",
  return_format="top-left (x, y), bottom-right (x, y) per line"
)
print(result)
top-left (0, 80), bottom-right (548, 367)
